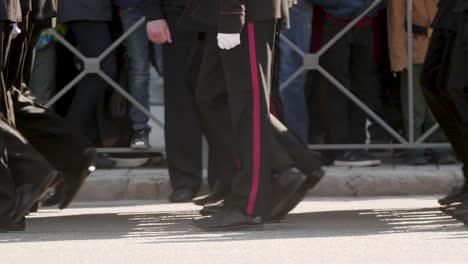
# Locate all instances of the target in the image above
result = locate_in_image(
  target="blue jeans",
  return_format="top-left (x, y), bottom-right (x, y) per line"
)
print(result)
top-left (121, 7), bottom-right (160, 130)
top-left (279, 1), bottom-right (313, 143)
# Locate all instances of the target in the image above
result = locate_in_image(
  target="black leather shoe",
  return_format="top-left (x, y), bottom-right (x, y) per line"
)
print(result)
top-left (170, 188), bottom-right (197, 203)
top-left (199, 201), bottom-right (224, 216)
top-left (192, 209), bottom-right (263, 231)
top-left (452, 202), bottom-right (468, 219)
top-left (29, 202), bottom-right (39, 213)
top-left (192, 182), bottom-right (226, 206)
top-left (59, 148), bottom-right (97, 210)
top-left (41, 184), bottom-right (64, 207)
top-left (267, 168), bottom-right (308, 221)
top-left (8, 217), bottom-right (26, 232)
top-left (438, 188), bottom-right (468, 206)
top-left (0, 217), bottom-right (26, 233)
top-left (12, 171), bottom-right (58, 222)
top-left (268, 169), bottom-right (325, 222)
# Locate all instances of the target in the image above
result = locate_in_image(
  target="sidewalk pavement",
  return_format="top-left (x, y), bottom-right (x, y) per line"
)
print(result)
top-left (75, 164), bottom-right (464, 201)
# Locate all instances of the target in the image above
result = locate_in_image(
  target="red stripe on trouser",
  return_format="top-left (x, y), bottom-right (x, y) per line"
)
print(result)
top-left (246, 23), bottom-right (261, 216)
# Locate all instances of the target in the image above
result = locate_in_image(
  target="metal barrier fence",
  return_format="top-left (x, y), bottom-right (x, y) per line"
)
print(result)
top-left (280, 0), bottom-right (450, 150)
top-left (47, 0), bottom-right (450, 154)
top-left (47, 17), bottom-right (163, 154)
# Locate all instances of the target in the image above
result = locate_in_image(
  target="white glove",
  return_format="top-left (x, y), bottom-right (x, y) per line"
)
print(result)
top-left (217, 33), bottom-right (241, 50)
top-left (10, 23), bottom-right (21, 39)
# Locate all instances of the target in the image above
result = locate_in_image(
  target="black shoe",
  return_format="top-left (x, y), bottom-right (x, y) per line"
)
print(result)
top-left (95, 154), bottom-right (117, 169)
top-left (131, 129), bottom-right (150, 149)
top-left (267, 168), bottom-right (308, 220)
top-left (333, 151), bottom-right (381, 167)
top-left (452, 202), bottom-right (468, 219)
top-left (41, 184), bottom-right (65, 207)
top-left (444, 205), bottom-right (461, 216)
top-left (268, 169), bottom-right (326, 222)
top-left (169, 188), bottom-right (197, 203)
top-left (0, 218), bottom-right (26, 233)
top-left (403, 150), bottom-right (429, 166)
top-left (192, 182), bottom-right (227, 206)
top-left (8, 217), bottom-right (26, 232)
top-left (12, 171), bottom-right (59, 223)
top-left (59, 148), bottom-right (97, 210)
top-left (192, 209), bottom-right (263, 231)
top-left (438, 188), bottom-right (468, 206)
top-left (432, 150), bottom-right (457, 165)
top-left (199, 201), bottom-right (224, 216)
top-left (29, 202), bottom-right (39, 213)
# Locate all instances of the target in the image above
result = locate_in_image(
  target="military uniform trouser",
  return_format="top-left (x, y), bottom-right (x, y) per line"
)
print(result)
top-left (196, 20), bottom-right (321, 217)
top-left (421, 28), bottom-right (468, 186)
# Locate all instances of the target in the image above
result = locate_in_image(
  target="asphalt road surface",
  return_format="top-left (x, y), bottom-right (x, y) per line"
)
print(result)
top-left (1, 197), bottom-right (468, 264)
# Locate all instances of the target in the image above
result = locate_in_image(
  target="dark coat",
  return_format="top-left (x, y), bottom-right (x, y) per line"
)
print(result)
top-left (57, 0), bottom-right (113, 23)
top-left (144, 0), bottom-right (292, 33)
top-left (0, 0), bottom-right (22, 22)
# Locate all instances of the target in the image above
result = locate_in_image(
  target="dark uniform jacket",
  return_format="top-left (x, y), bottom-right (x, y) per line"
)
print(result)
top-left (0, 0), bottom-right (21, 22)
top-left (143, 0), bottom-right (292, 33)
top-left (57, 0), bottom-right (113, 23)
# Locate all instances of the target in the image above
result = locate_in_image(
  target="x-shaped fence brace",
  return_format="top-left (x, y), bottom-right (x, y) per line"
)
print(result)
top-left (280, 0), bottom-right (450, 150)
top-left (47, 0), bottom-right (450, 153)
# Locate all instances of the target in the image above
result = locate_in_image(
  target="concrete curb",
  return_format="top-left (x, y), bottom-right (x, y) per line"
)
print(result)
top-left (74, 165), bottom-right (465, 201)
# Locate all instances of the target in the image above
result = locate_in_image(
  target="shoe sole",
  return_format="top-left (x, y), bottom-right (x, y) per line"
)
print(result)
top-left (192, 194), bottom-right (225, 206)
top-left (438, 194), bottom-right (467, 206)
top-left (12, 171), bottom-right (58, 223)
top-left (59, 148), bottom-right (97, 210)
top-left (333, 160), bottom-right (382, 167)
top-left (191, 220), bottom-right (264, 232)
top-left (130, 143), bottom-right (150, 149)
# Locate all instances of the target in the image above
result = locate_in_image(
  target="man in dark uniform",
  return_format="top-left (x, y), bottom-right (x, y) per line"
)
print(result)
top-left (140, 0), bottom-right (207, 203)
top-left (0, 0), bottom-right (62, 232)
top-left (4, 0), bottom-right (97, 211)
top-left (421, 0), bottom-right (468, 224)
top-left (142, 0), bottom-right (240, 203)
top-left (146, 0), bottom-right (324, 231)
top-left (0, 0), bottom-right (23, 231)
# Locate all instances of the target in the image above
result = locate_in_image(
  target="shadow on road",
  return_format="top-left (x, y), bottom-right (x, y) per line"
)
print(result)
top-left (0, 206), bottom-right (466, 244)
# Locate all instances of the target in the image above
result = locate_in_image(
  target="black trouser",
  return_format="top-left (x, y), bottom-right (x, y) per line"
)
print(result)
top-left (196, 20), bottom-right (295, 217)
top-left (162, 30), bottom-right (203, 192)
top-left (320, 20), bottom-right (381, 153)
top-left (421, 29), bottom-right (468, 185)
top-left (67, 21), bottom-right (118, 145)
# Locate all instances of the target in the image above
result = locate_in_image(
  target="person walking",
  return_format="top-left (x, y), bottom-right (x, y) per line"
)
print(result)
top-left (420, 0), bottom-right (468, 223)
